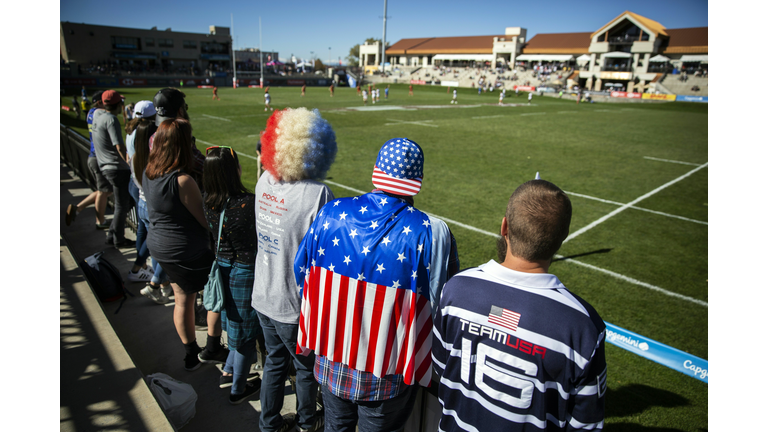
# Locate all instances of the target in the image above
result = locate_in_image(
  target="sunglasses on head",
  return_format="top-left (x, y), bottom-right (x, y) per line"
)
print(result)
top-left (206, 146), bottom-right (235, 158)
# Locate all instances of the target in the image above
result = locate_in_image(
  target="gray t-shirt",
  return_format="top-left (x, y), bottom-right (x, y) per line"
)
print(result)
top-left (92, 109), bottom-right (128, 171)
top-left (251, 171), bottom-right (334, 324)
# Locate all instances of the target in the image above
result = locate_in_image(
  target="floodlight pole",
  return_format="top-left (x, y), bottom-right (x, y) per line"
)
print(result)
top-left (381, 0), bottom-right (387, 73)
top-left (259, 17), bottom-right (264, 88)
top-left (231, 14), bottom-right (237, 88)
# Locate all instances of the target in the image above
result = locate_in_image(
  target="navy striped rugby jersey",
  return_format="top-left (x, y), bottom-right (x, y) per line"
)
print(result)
top-left (432, 260), bottom-right (607, 431)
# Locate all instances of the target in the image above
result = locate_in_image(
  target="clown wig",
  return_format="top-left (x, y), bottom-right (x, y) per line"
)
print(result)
top-left (260, 108), bottom-right (337, 182)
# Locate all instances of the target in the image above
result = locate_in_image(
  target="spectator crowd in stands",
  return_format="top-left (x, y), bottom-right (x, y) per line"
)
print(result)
top-left (65, 89), bottom-right (607, 431)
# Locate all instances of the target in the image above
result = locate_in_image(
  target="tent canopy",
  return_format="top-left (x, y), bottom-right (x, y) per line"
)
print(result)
top-left (649, 54), bottom-right (670, 62)
top-left (680, 55), bottom-right (708, 63)
top-left (602, 52), bottom-right (633, 58)
top-left (515, 54), bottom-right (574, 62)
top-left (576, 54), bottom-right (591, 62)
top-left (433, 54), bottom-right (494, 61)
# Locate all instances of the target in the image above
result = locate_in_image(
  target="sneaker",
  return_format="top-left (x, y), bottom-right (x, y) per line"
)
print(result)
top-left (299, 413), bottom-right (324, 432)
top-left (229, 378), bottom-right (262, 405)
top-left (184, 346), bottom-right (203, 371)
top-left (95, 221), bottom-right (110, 230)
top-left (161, 286), bottom-right (174, 300)
top-left (276, 413), bottom-right (298, 432)
top-left (219, 371), bottom-right (261, 388)
top-left (199, 345), bottom-right (229, 364)
top-left (114, 239), bottom-right (133, 249)
top-left (65, 204), bottom-right (77, 226)
top-left (140, 285), bottom-right (172, 305)
top-left (127, 267), bottom-right (153, 283)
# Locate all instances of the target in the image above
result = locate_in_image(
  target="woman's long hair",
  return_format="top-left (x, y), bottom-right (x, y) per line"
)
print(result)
top-left (203, 147), bottom-right (249, 212)
top-left (144, 119), bottom-right (193, 180)
top-left (132, 118), bottom-right (157, 187)
top-left (125, 117), bottom-right (140, 135)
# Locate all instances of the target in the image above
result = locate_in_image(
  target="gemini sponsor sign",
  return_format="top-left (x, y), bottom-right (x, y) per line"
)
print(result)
top-left (605, 322), bottom-right (708, 383)
top-left (513, 85), bottom-right (537, 92)
top-left (410, 79), bottom-right (426, 85)
top-left (676, 95), bottom-right (708, 103)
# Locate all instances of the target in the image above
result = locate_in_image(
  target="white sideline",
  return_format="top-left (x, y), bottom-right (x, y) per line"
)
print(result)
top-left (202, 114), bottom-right (231, 122)
top-left (564, 191), bottom-right (707, 225)
top-left (643, 156), bottom-right (703, 167)
top-left (563, 163), bottom-right (709, 244)
top-left (322, 179), bottom-right (707, 308)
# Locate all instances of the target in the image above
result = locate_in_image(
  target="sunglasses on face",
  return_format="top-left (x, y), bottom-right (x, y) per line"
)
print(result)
top-left (206, 146), bottom-right (235, 158)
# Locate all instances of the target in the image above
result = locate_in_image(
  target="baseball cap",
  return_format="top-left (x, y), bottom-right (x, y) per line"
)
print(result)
top-left (153, 88), bottom-right (186, 126)
top-left (91, 91), bottom-right (104, 104)
top-left (133, 100), bottom-right (157, 118)
top-left (101, 90), bottom-right (123, 105)
top-left (371, 138), bottom-right (424, 196)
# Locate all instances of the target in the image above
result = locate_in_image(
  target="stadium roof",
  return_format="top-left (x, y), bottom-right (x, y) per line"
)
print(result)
top-left (521, 32), bottom-right (592, 54)
top-left (661, 27), bottom-right (708, 54)
top-left (591, 11), bottom-right (668, 38)
top-left (387, 35), bottom-right (505, 55)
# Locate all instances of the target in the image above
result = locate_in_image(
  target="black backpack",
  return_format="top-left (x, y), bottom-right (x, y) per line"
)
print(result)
top-left (79, 251), bottom-right (132, 311)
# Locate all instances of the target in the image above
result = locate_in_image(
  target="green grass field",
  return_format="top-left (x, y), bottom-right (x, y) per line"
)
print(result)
top-left (61, 83), bottom-right (708, 431)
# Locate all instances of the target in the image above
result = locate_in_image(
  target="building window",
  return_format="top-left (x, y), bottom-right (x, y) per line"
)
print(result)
top-left (158, 38), bottom-right (174, 48)
top-left (111, 36), bottom-right (140, 50)
top-left (201, 41), bottom-right (228, 54)
top-left (145, 38), bottom-right (155, 47)
top-left (183, 40), bottom-right (197, 49)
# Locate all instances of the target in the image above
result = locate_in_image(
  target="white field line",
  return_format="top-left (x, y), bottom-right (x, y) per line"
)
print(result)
top-left (472, 115), bottom-right (506, 119)
top-left (563, 162), bottom-right (709, 244)
top-left (553, 255), bottom-right (708, 307)
top-left (565, 191), bottom-right (707, 225)
top-left (323, 179), bottom-right (706, 307)
top-left (195, 139), bottom-right (259, 161)
top-left (384, 118), bottom-right (438, 128)
top-left (644, 156), bottom-right (703, 167)
top-left (557, 111), bottom-right (579, 114)
top-left (519, 112), bottom-right (546, 116)
top-left (202, 114), bottom-right (232, 122)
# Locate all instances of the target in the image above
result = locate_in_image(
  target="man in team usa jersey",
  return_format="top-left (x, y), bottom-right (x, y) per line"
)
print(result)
top-left (432, 178), bottom-right (607, 431)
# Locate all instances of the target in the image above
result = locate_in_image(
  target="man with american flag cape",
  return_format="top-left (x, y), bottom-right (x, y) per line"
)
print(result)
top-left (294, 138), bottom-right (459, 431)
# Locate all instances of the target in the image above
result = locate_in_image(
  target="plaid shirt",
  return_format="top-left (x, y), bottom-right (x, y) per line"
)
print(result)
top-left (315, 356), bottom-right (409, 402)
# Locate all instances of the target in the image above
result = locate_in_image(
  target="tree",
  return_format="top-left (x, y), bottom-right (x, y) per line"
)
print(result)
top-left (347, 38), bottom-right (381, 66)
top-left (314, 59), bottom-right (325, 71)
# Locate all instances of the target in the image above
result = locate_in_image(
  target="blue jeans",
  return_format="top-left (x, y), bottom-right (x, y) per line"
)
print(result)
top-left (321, 384), bottom-right (418, 432)
top-left (257, 312), bottom-right (318, 432)
top-left (137, 198), bottom-right (168, 284)
top-left (223, 337), bottom-right (257, 395)
top-left (129, 181), bottom-right (149, 267)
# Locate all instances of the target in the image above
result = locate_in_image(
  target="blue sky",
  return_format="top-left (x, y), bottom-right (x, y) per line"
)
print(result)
top-left (60, 0), bottom-right (708, 64)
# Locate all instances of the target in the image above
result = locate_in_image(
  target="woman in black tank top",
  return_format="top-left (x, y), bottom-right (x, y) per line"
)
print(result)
top-left (143, 118), bottom-right (215, 371)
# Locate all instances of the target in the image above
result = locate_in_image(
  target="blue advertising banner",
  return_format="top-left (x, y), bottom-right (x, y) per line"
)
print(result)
top-left (676, 95), bottom-right (708, 103)
top-left (97, 78), bottom-right (118, 87)
top-left (605, 322), bottom-right (708, 383)
top-left (347, 74), bottom-right (357, 88)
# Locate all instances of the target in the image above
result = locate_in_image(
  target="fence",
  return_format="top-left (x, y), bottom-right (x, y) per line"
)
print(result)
top-left (60, 124), bottom-right (138, 233)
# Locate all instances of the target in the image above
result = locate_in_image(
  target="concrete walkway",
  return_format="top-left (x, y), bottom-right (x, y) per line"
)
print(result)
top-left (60, 162), bottom-right (299, 431)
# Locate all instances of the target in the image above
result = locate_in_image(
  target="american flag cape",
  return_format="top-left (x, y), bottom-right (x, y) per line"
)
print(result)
top-left (294, 192), bottom-right (434, 387)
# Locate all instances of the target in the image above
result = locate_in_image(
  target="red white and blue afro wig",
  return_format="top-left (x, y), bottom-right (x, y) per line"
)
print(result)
top-left (260, 108), bottom-right (337, 182)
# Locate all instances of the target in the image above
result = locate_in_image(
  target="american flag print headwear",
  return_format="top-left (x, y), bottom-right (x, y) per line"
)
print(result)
top-left (295, 192), bottom-right (435, 387)
top-left (371, 138), bottom-right (424, 196)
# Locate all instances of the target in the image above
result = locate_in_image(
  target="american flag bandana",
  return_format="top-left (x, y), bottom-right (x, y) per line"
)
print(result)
top-left (488, 305), bottom-right (521, 332)
top-left (295, 192), bottom-right (434, 387)
top-left (371, 138), bottom-right (424, 196)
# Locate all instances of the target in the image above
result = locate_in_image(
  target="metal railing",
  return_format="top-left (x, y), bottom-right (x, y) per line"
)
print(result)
top-left (60, 124), bottom-right (138, 233)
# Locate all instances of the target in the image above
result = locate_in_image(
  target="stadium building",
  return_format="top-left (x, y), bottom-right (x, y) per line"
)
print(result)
top-left (60, 22), bottom-right (233, 75)
top-left (374, 11), bottom-right (707, 92)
